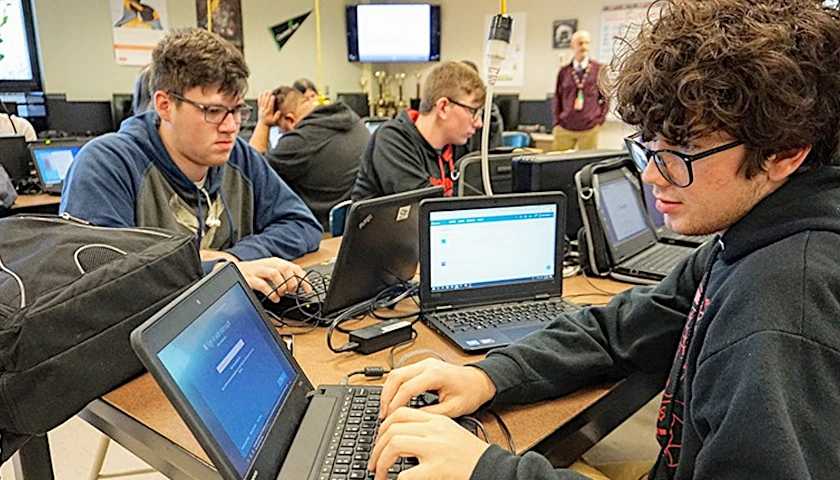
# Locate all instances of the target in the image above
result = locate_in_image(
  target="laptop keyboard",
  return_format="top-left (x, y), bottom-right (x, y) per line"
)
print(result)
top-left (321, 386), bottom-right (418, 480)
top-left (431, 300), bottom-right (579, 334)
top-left (623, 244), bottom-right (687, 275)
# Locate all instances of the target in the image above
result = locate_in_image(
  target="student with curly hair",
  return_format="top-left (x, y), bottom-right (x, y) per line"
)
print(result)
top-left (368, 1), bottom-right (840, 479)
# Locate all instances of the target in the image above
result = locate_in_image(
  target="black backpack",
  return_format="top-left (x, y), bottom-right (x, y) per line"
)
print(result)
top-left (0, 214), bottom-right (202, 461)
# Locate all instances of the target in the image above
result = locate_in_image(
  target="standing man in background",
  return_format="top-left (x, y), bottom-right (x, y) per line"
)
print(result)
top-left (552, 30), bottom-right (608, 151)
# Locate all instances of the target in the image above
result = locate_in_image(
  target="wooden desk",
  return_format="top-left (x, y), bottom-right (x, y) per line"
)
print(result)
top-left (3, 193), bottom-right (60, 217)
top-left (71, 238), bottom-right (660, 480)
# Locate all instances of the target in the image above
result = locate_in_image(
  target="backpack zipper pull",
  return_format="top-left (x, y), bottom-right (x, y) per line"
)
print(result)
top-left (59, 212), bottom-right (91, 225)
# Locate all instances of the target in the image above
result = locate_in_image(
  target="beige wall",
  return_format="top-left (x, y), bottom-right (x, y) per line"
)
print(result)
top-left (33, 0), bottom-right (363, 101)
top-left (32, 0), bottom-right (635, 146)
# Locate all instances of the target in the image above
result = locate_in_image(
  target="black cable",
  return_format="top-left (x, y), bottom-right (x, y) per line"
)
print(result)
top-left (0, 97), bottom-right (19, 135)
top-left (486, 409), bottom-right (516, 453)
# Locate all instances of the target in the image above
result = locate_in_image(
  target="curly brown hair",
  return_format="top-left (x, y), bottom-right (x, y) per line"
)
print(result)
top-left (150, 27), bottom-right (249, 100)
top-left (612, 0), bottom-right (840, 177)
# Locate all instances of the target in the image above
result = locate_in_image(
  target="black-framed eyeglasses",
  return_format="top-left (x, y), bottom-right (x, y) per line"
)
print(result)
top-left (446, 97), bottom-right (483, 120)
top-left (624, 133), bottom-right (744, 188)
top-left (167, 92), bottom-right (253, 125)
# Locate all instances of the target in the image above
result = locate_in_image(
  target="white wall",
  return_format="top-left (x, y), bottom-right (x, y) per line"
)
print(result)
top-left (33, 0), bottom-right (363, 101)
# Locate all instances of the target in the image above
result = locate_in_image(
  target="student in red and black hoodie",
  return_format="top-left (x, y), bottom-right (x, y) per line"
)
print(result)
top-left (351, 61), bottom-right (485, 200)
top-left (366, 1), bottom-right (840, 480)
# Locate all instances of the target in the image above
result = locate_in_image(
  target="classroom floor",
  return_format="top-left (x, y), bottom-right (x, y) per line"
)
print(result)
top-left (0, 397), bottom-right (660, 480)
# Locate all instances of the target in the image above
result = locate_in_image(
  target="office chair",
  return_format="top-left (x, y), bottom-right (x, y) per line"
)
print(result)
top-left (329, 200), bottom-right (353, 237)
top-left (502, 131), bottom-right (531, 148)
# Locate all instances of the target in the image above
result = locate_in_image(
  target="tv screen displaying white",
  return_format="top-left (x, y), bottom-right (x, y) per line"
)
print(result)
top-left (0, 0), bottom-right (42, 91)
top-left (346, 4), bottom-right (441, 63)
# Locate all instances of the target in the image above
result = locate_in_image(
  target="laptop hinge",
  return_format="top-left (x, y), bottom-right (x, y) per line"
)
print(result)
top-left (435, 305), bottom-right (453, 312)
top-left (534, 293), bottom-right (551, 301)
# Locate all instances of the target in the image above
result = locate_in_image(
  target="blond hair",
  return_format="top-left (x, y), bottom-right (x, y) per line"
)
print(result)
top-left (419, 61), bottom-right (486, 113)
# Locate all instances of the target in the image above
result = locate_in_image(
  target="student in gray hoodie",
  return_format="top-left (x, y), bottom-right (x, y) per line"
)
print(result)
top-left (250, 87), bottom-right (369, 230)
top-left (61, 28), bottom-right (322, 302)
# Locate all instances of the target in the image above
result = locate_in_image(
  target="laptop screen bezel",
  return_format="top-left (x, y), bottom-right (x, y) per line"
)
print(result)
top-left (419, 192), bottom-right (566, 310)
top-left (130, 264), bottom-right (314, 480)
top-left (592, 166), bottom-right (659, 264)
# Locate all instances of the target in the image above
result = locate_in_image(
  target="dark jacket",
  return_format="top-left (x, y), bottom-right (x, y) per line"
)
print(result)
top-left (264, 102), bottom-right (369, 230)
top-left (553, 60), bottom-right (608, 132)
top-left (452, 102), bottom-right (504, 161)
top-left (60, 111), bottom-right (322, 274)
top-left (352, 109), bottom-right (457, 200)
top-left (471, 166), bottom-right (840, 480)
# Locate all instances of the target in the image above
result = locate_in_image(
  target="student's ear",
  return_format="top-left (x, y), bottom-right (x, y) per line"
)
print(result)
top-left (765, 146), bottom-right (810, 182)
top-left (285, 113), bottom-right (298, 130)
top-left (154, 91), bottom-right (173, 122)
top-left (435, 97), bottom-right (450, 119)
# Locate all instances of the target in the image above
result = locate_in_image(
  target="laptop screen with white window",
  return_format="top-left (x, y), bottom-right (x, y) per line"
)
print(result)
top-left (428, 203), bottom-right (557, 293)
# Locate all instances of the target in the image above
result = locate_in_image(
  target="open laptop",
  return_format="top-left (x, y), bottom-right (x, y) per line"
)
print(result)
top-left (131, 263), bottom-right (404, 480)
top-left (419, 192), bottom-right (581, 352)
top-left (592, 166), bottom-right (696, 284)
top-left (269, 186), bottom-right (443, 319)
top-left (0, 135), bottom-right (31, 191)
top-left (641, 182), bottom-right (713, 248)
top-left (28, 140), bottom-right (86, 194)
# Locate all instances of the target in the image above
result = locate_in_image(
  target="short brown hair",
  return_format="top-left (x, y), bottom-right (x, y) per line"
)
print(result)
top-left (613, 0), bottom-right (840, 176)
top-left (419, 61), bottom-right (486, 113)
top-left (150, 27), bottom-right (249, 99)
top-left (272, 86), bottom-right (306, 115)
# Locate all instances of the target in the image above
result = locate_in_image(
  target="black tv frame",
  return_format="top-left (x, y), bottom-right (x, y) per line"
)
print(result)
top-left (345, 4), bottom-right (441, 63)
top-left (0, 0), bottom-right (44, 93)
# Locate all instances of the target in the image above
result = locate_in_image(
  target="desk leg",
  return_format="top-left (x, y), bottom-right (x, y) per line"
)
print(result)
top-left (12, 436), bottom-right (55, 480)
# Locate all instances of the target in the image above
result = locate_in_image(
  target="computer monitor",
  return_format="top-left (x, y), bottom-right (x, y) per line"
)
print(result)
top-left (336, 92), bottom-right (370, 118)
top-left (0, 135), bottom-right (31, 187)
top-left (47, 98), bottom-right (114, 136)
top-left (518, 99), bottom-right (552, 132)
top-left (494, 94), bottom-right (520, 131)
top-left (112, 93), bottom-right (134, 130)
top-left (512, 149), bottom-right (629, 239)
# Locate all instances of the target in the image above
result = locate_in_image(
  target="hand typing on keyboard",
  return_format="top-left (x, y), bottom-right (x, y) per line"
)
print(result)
top-left (369, 407), bottom-right (490, 480)
top-left (378, 358), bottom-right (497, 420)
top-left (366, 359), bottom-right (498, 479)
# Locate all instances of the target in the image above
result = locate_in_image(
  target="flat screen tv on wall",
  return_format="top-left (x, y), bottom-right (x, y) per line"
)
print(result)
top-left (346, 4), bottom-right (441, 63)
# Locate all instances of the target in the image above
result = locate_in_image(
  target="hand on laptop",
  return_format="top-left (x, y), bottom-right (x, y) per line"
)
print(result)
top-left (207, 253), bottom-right (312, 302)
top-left (369, 408), bottom-right (490, 480)
top-left (378, 359), bottom-right (497, 420)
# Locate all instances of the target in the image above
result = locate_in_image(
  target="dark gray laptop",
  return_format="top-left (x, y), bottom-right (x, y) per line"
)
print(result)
top-left (131, 263), bottom-right (400, 480)
top-left (270, 186), bottom-right (443, 319)
top-left (29, 140), bottom-right (86, 194)
top-left (592, 166), bottom-right (695, 284)
top-left (419, 192), bottom-right (580, 352)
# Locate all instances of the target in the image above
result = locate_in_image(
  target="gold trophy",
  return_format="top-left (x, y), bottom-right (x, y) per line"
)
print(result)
top-left (395, 73), bottom-right (407, 112)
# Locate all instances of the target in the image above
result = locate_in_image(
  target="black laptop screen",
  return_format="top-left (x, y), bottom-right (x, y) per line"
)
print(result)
top-left (598, 175), bottom-right (649, 245)
top-left (157, 283), bottom-right (297, 477)
top-left (428, 203), bottom-right (557, 292)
